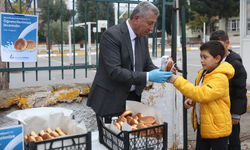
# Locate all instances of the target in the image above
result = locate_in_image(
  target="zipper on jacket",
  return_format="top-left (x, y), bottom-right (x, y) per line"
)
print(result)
top-left (193, 103), bottom-right (196, 132)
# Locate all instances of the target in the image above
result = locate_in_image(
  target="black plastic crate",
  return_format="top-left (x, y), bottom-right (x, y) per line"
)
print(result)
top-left (97, 114), bottom-right (168, 150)
top-left (24, 132), bottom-right (92, 150)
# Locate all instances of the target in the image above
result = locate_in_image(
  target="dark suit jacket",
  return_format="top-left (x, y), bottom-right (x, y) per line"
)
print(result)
top-left (87, 21), bottom-right (157, 116)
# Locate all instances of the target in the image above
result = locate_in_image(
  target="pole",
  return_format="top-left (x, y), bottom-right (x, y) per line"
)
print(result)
top-left (203, 22), bottom-right (206, 43)
top-left (182, 7), bottom-right (188, 150)
top-left (114, 7), bottom-right (117, 25)
top-left (161, 0), bottom-right (166, 56)
top-left (88, 22), bottom-right (92, 65)
top-left (176, 0), bottom-right (181, 48)
top-left (69, 26), bottom-right (72, 64)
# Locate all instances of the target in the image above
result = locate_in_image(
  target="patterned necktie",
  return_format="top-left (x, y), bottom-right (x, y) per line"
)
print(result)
top-left (134, 37), bottom-right (142, 95)
top-left (134, 37), bottom-right (142, 71)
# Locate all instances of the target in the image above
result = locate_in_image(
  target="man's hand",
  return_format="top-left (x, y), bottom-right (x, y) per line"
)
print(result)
top-left (232, 118), bottom-right (240, 125)
top-left (184, 99), bottom-right (193, 109)
top-left (149, 68), bottom-right (173, 83)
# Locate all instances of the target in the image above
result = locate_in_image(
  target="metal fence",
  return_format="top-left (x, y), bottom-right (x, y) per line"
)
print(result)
top-left (1, 0), bottom-right (190, 149)
top-left (0, 0), bottom-right (177, 82)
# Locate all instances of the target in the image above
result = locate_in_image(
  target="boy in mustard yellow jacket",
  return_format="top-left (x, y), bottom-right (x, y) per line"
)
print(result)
top-left (168, 41), bottom-right (235, 150)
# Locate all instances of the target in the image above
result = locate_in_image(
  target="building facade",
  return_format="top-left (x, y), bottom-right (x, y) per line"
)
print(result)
top-left (240, 0), bottom-right (250, 86)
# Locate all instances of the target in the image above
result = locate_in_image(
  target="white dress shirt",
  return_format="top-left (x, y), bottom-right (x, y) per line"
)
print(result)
top-left (126, 20), bottom-right (149, 91)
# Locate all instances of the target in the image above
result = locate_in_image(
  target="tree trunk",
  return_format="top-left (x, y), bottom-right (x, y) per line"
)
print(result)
top-left (0, 1), bottom-right (4, 13)
top-left (0, 1), bottom-right (10, 90)
top-left (206, 21), bottom-right (211, 36)
top-left (225, 17), bottom-right (228, 33)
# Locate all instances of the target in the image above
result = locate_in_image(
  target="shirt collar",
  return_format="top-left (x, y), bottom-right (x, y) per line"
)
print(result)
top-left (126, 19), bottom-right (137, 40)
top-left (222, 51), bottom-right (230, 62)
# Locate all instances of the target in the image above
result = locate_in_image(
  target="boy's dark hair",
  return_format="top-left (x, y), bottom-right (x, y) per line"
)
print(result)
top-left (200, 41), bottom-right (225, 63)
top-left (209, 30), bottom-right (229, 42)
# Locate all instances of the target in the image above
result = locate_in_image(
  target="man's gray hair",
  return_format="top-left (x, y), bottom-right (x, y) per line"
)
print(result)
top-left (130, 1), bottom-right (160, 20)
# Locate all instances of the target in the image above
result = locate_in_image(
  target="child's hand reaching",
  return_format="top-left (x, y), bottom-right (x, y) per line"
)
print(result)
top-left (167, 68), bottom-right (179, 83)
top-left (170, 66), bottom-right (177, 74)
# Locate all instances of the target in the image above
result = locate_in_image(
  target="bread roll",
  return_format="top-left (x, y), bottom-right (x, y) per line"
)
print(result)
top-left (155, 128), bottom-right (163, 139)
top-left (126, 116), bottom-right (133, 125)
top-left (136, 123), bottom-right (147, 129)
top-left (121, 110), bottom-right (133, 117)
top-left (30, 131), bottom-right (38, 137)
top-left (151, 122), bottom-right (161, 134)
top-left (46, 128), bottom-right (53, 133)
top-left (117, 116), bottom-right (127, 123)
top-left (140, 116), bottom-right (156, 125)
top-left (35, 136), bottom-right (43, 142)
top-left (145, 124), bottom-right (155, 137)
top-left (39, 130), bottom-right (45, 136)
top-left (151, 122), bottom-right (163, 139)
top-left (130, 119), bottom-right (139, 125)
top-left (113, 122), bottom-right (121, 130)
top-left (152, 121), bottom-right (160, 126)
top-left (55, 127), bottom-right (66, 136)
top-left (132, 115), bottom-right (139, 121)
top-left (42, 133), bottom-right (53, 140)
top-left (14, 38), bottom-right (27, 51)
top-left (24, 135), bottom-right (28, 140)
top-left (165, 60), bottom-right (174, 71)
top-left (131, 126), bottom-right (137, 130)
top-left (50, 131), bottom-right (60, 137)
top-left (26, 136), bottom-right (36, 143)
top-left (131, 124), bottom-right (137, 127)
top-left (136, 123), bottom-right (147, 136)
top-left (117, 121), bottom-right (124, 127)
top-left (131, 126), bottom-right (138, 136)
top-left (26, 40), bottom-right (36, 51)
top-left (135, 113), bottom-right (143, 119)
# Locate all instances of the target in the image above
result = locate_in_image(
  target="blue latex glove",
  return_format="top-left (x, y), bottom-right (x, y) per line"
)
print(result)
top-left (149, 68), bottom-right (173, 83)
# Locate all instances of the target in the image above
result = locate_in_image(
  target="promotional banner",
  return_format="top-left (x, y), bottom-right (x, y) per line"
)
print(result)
top-left (0, 125), bottom-right (24, 150)
top-left (0, 13), bottom-right (38, 62)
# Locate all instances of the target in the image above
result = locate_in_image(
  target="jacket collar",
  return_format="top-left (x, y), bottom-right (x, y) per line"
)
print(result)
top-left (120, 21), bottom-right (134, 65)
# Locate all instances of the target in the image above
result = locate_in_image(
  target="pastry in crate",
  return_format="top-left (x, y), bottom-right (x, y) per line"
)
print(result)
top-left (113, 110), bottom-right (163, 139)
top-left (24, 127), bottom-right (67, 143)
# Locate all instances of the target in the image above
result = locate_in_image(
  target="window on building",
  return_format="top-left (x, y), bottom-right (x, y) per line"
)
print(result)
top-left (228, 19), bottom-right (240, 31)
top-left (36, 12), bottom-right (42, 16)
top-left (26, 0), bottom-right (31, 7)
top-left (191, 27), bottom-right (201, 33)
top-left (37, 0), bottom-right (42, 8)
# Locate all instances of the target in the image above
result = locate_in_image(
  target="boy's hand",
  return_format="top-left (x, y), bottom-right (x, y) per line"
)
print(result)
top-left (167, 69), bottom-right (179, 83)
top-left (184, 99), bottom-right (193, 109)
top-left (170, 67), bottom-right (177, 75)
top-left (232, 118), bottom-right (240, 125)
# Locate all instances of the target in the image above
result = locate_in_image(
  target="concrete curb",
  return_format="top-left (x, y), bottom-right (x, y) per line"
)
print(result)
top-left (37, 45), bottom-right (240, 58)
top-left (175, 45), bottom-right (239, 51)
top-left (40, 49), bottom-right (81, 53)
top-left (0, 83), bottom-right (91, 109)
top-left (37, 52), bottom-right (90, 58)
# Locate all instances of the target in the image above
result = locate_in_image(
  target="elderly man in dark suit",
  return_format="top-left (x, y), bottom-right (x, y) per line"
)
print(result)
top-left (87, 1), bottom-right (172, 118)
